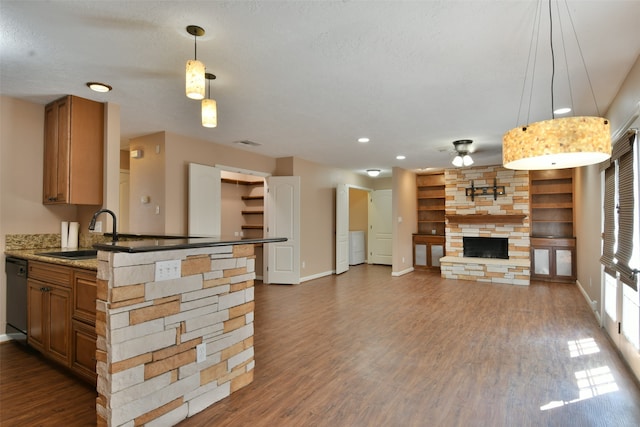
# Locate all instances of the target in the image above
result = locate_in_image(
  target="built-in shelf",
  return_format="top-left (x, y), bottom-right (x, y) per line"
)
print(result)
top-left (241, 210), bottom-right (264, 215)
top-left (445, 214), bottom-right (527, 224)
top-left (417, 172), bottom-right (446, 236)
top-left (241, 195), bottom-right (264, 201)
top-left (241, 225), bottom-right (263, 230)
top-left (221, 178), bottom-right (264, 186)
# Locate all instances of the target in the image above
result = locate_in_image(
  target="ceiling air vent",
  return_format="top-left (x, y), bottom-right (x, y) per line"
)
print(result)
top-left (233, 140), bottom-right (261, 147)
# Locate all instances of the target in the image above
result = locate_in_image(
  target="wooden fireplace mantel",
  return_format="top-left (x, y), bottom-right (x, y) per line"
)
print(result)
top-left (445, 214), bottom-right (527, 224)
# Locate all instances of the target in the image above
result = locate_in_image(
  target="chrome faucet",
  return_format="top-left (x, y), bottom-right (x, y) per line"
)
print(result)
top-left (89, 208), bottom-right (118, 242)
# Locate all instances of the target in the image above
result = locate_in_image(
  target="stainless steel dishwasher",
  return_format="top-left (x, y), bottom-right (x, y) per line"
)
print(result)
top-left (5, 257), bottom-right (28, 341)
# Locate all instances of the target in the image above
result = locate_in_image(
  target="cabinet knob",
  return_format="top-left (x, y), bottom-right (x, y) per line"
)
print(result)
top-left (48, 197), bottom-right (57, 202)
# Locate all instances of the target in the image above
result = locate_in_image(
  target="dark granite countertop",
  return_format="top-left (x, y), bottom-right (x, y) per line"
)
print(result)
top-left (5, 236), bottom-right (286, 269)
top-left (94, 236), bottom-right (287, 253)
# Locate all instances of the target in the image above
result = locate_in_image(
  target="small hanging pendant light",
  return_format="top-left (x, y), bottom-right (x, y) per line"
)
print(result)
top-left (202, 72), bottom-right (217, 128)
top-left (185, 25), bottom-right (206, 100)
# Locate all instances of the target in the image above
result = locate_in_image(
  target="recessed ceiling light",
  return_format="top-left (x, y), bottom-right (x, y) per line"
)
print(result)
top-left (87, 82), bottom-right (112, 93)
top-left (553, 107), bottom-right (571, 115)
top-left (357, 137), bottom-right (370, 143)
top-left (396, 155), bottom-right (406, 160)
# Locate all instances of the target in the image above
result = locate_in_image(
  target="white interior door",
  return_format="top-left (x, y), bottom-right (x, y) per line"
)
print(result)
top-left (368, 189), bottom-right (392, 265)
top-left (336, 183), bottom-right (349, 274)
top-left (188, 163), bottom-right (221, 237)
top-left (264, 176), bottom-right (300, 284)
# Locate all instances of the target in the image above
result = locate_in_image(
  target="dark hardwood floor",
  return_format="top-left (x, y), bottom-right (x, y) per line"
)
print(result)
top-left (2, 265), bottom-right (639, 426)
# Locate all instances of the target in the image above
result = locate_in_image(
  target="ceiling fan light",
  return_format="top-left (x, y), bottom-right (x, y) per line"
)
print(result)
top-left (202, 98), bottom-right (217, 128)
top-left (452, 155), bottom-right (464, 167)
top-left (186, 59), bottom-right (205, 100)
top-left (462, 154), bottom-right (474, 166)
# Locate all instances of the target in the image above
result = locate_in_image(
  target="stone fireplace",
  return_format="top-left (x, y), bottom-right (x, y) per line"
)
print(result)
top-left (440, 166), bottom-right (531, 285)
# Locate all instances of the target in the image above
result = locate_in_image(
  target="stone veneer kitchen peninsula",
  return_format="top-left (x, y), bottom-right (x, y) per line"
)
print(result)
top-left (93, 236), bottom-right (285, 427)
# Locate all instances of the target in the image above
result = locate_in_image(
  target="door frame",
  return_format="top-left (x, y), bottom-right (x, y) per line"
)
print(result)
top-left (335, 184), bottom-right (373, 274)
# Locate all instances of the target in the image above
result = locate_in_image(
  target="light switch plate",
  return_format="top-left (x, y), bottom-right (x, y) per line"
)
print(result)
top-left (155, 260), bottom-right (181, 281)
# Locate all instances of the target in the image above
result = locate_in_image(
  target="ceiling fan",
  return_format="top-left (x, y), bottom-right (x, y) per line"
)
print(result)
top-left (452, 139), bottom-right (474, 167)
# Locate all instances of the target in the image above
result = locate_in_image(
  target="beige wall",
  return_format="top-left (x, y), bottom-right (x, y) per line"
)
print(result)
top-left (128, 132), bottom-right (166, 234)
top-left (0, 96), bottom-right (78, 334)
top-left (120, 150), bottom-right (130, 170)
top-left (349, 188), bottom-right (368, 232)
top-left (575, 54), bottom-right (640, 312)
top-left (607, 55), bottom-right (640, 137)
top-left (164, 132), bottom-right (277, 235)
top-left (574, 164), bottom-right (603, 307)
top-left (392, 167), bottom-right (417, 274)
top-left (221, 182), bottom-right (248, 236)
top-left (286, 157), bottom-right (375, 279)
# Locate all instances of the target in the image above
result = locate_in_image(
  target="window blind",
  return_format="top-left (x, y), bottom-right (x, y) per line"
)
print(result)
top-left (601, 165), bottom-right (616, 277)
top-left (613, 131), bottom-right (638, 290)
top-left (615, 151), bottom-right (635, 289)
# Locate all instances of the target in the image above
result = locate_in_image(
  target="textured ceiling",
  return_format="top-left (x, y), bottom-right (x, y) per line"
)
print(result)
top-left (1, 1), bottom-right (639, 177)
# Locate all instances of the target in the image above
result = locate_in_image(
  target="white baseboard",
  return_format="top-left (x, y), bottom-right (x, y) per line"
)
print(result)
top-left (300, 270), bottom-right (334, 283)
top-left (576, 279), bottom-right (602, 325)
top-left (0, 333), bottom-right (25, 343)
top-left (392, 267), bottom-right (414, 277)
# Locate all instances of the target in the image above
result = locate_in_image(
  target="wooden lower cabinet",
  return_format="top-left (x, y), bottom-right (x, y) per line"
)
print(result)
top-left (71, 269), bottom-right (97, 384)
top-left (72, 320), bottom-right (97, 384)
top-left (27, 261), bottom-right (96, 384)
top-left (530, 237), bottom-right (576, 282)
top-left (28, 270), bottom-right (72, 367)
top-left (413, 234), bottom-right (445, 270)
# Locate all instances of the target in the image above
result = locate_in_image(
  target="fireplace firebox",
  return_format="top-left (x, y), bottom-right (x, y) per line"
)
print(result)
top-left (463, 237), bottom-right (508, 259)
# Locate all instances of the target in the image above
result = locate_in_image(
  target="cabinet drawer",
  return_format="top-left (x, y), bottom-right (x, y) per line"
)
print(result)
top-left (73, 269), bottom-right (97, 325)
top-left (28, 261), bottom-right (72, 287)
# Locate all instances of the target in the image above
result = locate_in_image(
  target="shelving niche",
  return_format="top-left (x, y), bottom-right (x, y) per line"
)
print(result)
top-left (414, 171), bottom-right (446, 270)
top-left (416, 172), bottom-right (446, 236)
top-left (529, 169), bottom-right (574, 238)
top-left (528, 169), bottom-right (576, 282)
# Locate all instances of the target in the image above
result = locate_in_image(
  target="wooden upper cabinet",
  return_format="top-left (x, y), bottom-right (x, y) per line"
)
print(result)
top-left (43, 95), bottom-right (104, 205)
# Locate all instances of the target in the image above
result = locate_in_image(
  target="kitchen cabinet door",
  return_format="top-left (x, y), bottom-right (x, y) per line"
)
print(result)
top-left (47, 284), bottom-right (71, 366)
top-left (43, 95), bottom-right (104, 205)
top-left (27, 278), bottom-right (71, 367)
top-left (72, 320), bottom-right (97, 384)
top-left (27, 280), bottom-right (45, 352)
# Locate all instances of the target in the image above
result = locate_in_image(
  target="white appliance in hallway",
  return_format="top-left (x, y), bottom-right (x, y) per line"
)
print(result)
top-left (349, 231), bottom-right (365, 265)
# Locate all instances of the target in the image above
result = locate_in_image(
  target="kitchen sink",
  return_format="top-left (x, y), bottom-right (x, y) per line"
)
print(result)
top-left (36, 249), bottom-right (98, 260)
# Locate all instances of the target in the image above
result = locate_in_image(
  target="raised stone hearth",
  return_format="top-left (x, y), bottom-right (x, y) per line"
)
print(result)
top-left (440, 166), bottom-right (531, 286)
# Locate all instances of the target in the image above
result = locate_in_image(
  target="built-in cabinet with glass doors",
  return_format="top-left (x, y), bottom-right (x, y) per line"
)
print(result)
top-left (529, 169), bottom-right (576, 282)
